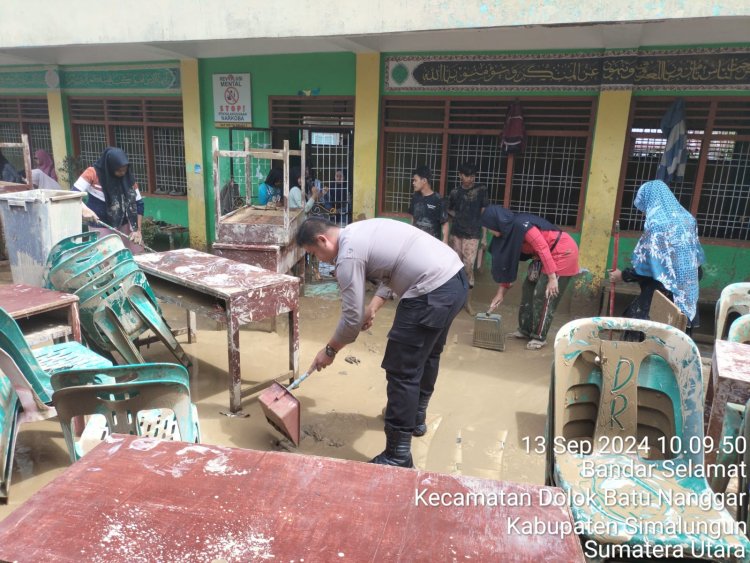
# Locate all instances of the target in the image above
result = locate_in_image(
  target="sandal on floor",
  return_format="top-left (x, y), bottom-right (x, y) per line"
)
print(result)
top-left (509, 330), bottom-right (528, 339)
top-left (526, 339), bottom-right (547, 350)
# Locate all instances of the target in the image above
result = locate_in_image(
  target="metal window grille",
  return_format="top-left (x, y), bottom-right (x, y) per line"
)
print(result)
top-left (619, 130), bottom-right (700, 232)
top-left (77, 125), bottom-right (107, 168)
top-left (446, 134), bottom-right (505, 203)
top-left (696, 139), bottom-right (750, 240)
top-left (382, 132), bottom-right (442, 214)
top-left (28, 123), bottom-right (53, 159)
top-left (114, 126), bottom-right (148, 192)
top-left (0, 122), bottom-right (23, 169)
top-left (308, 130), bottom-right (353, 225)
top-left (0, 96), bottom-right (51, 169)
top-left (619, 98), bottom-right (750, 241)
top-left (380, 97), bottom-right (594, 226)
top-left (153, 127), bottom-right (186, 196)
top-left (510, 136), bottom-right (586, 227)
top-left (230, 129), bottom-right (272, 205)
top-left (69, 97), bottom-right (185, 197)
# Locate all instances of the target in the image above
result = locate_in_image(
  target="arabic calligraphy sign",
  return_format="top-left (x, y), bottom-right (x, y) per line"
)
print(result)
top-left (386, 49), bottom-right (750, 92)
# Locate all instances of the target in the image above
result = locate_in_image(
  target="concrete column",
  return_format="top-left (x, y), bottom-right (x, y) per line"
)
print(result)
top-left (352, 53), bottom-right (380, 221)
top-left (572, 88), bottom-right (632, 312)
top-left (180, 58), bottom-right (207, 250)
top-left (46, 90), bottom-right (69, 187)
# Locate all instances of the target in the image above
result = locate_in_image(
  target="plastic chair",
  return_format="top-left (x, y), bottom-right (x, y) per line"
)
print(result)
top-left (46, 234), bottom-right (126, 291)
top-left (0, 306), bottom-right (112, 500)
top-left (51, 363), bottom-right (200, 462)
top-left (43, 231), bottom-right (100, 285)
top-left (78, 275), bottom-right (190, 367)
top-left (715, 282), bottom-right (750, 340)
top-left (728, 313), bottom-right (750, 344)
top-left (546, 317), bottom-right (750, 557)
top-left (0, 374), bottom-right (20, 500)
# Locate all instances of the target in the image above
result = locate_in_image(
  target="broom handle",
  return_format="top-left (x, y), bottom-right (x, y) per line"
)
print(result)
top-left (286, 371), bottom-right (312, 392)
top-left (609, 220), bottom-right (620, 316)
top-left (94, 220), bottom-right (157, 254)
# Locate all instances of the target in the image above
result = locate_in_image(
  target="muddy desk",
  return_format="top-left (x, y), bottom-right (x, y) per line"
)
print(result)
top-left (0, 283), bottom-right (81, 346)
top-left (134, 248), bottom-right (299, 414)
top-left (705, 339), bottom-right (750, 465)
top-left (0, 434), bottom-right (585, 562)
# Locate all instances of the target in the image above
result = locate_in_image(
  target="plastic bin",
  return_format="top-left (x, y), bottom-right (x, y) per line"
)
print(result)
top-left (0, 189), bottom-right (84, 287)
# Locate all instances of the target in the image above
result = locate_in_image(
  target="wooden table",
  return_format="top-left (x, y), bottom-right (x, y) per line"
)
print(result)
top-left (705, 339), bottom-right (750, 465)
top-left (134, 249), bottom-right (299, 415)
top-left (0, 283), bottom-right (81, 345)
top-left (0, 435), bottom-right (585, 562)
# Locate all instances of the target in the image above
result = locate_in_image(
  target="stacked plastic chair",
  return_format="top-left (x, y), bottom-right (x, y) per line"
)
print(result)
top-left (43, 232), bottom-right (190, 367)
top-left (51, 363), bottom-right (201, 462)
top-left (0, 306), bottom-right (112, 499)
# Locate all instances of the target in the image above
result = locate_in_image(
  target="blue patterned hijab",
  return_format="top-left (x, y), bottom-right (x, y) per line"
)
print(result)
top-left (631, 180), bottom-right (705, 320)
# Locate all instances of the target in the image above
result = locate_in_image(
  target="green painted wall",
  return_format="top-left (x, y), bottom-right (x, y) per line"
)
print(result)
top-left (198, 52), bottom-right (356, 243)
top-left (606, 236), bottom-right (750, 295)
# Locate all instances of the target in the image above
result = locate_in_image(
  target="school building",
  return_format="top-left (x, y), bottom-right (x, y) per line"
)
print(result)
top-left (0, 1), bottom-right (748, 308)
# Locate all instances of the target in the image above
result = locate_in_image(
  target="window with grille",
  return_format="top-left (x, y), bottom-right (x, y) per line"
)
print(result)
top-left (0, 96), bottom-right (51, 171)
top-left (379, 97), bottom-right (594, 228)
top-left (618, 98), bottom-right (750, 241)
top-left (228, 129), bottom-right (272, 206)
top-left (68, 97), bottom-right (186, 197)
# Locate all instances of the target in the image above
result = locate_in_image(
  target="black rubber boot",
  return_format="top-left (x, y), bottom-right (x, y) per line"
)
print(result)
top-left (413, 395), bottom-right (431, 437)
top-left (370, 426), bottom-right (414, 468)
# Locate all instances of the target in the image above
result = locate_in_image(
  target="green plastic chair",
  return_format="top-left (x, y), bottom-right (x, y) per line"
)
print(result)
top-left (51, 363), bottom-right (201, 462)
top-left (0, 306), bottom-right (112, 500)
top-left (77, 272), bottom-right (190, 367)
top-left (43, 231), bottom-right (100, 286)
top-left (46, 234), bottom-right (126, 292)
top-left (715, 282), bottom-right (750, 340)
top-left (65, 249), bottom-right (137, 292)
top-left (547, 317), bottom-right (750, 558)
top-left (728, 313), bottom-right (750, 344)
top-left (0, 374), bottom-right (20, 500)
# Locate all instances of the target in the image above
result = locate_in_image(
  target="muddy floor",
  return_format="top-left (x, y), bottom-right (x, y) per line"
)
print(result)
top-left (0, 266), bottom-right (714, 521)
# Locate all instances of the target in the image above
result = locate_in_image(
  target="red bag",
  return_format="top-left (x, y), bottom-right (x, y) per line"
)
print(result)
top-left (501, 100), bottom-right (526, 155)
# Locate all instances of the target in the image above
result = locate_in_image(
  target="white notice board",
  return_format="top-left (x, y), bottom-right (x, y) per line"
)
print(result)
top-left (213, 73), bottom-right (252, 126)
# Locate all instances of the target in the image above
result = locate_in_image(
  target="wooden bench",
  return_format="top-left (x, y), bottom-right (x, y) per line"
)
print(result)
top-left (599, 283), bottom-right (720, 316)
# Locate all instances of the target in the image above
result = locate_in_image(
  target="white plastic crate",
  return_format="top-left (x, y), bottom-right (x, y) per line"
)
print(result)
top-left (0, 189), bottom-right (84, 286)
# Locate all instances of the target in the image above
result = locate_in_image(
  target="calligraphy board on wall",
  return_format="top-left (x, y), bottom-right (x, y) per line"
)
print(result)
top-left (385, 48), bottom-right (750, 92)
top-left (213, 73), bottom-right (252, 127)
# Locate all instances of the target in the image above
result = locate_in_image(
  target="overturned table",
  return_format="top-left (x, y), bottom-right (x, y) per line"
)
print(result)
top-left (0, 435), bottom-right (585, 562)
top-left (134, 248), bottom-right (299, 414)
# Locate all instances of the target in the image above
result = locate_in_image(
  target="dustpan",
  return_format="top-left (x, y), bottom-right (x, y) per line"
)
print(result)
top-left (259, 371), bottom-right (311, 445)
top-left (473, 312), bottom-right (505, 351)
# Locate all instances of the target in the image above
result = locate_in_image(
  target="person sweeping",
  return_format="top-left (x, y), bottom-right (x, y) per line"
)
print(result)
top-left (297, 217), bottom-right (467, 468)
top-left (482, 205), bottom-right (579, 350)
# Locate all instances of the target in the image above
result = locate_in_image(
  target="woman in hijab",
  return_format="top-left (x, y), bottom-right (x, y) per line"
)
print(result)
top-left (73, 147), bottom-right (143, 246)
top-left (610, 179), bottom-right (704, 327)
top-left (34, 149), bottom-right (57, 181)
top-left (481, 205), bottom-right (579, 350)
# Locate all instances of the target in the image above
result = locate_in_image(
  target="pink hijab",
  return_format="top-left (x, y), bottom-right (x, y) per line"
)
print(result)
top-left (35, 149), bottom-right (57, 180)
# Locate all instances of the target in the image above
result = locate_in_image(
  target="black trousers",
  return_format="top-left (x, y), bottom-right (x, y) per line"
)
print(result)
top-left (381, 270), bottom-right (468, 432)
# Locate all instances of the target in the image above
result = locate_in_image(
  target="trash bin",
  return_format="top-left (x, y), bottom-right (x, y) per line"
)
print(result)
top-left (0, 189), bottom-right (84, 287)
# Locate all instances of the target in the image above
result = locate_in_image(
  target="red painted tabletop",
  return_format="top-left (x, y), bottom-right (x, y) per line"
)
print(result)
top-left (0, 283), bottom-right (77, 318)
top-left (0, 435), bottom-right (584, 562)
